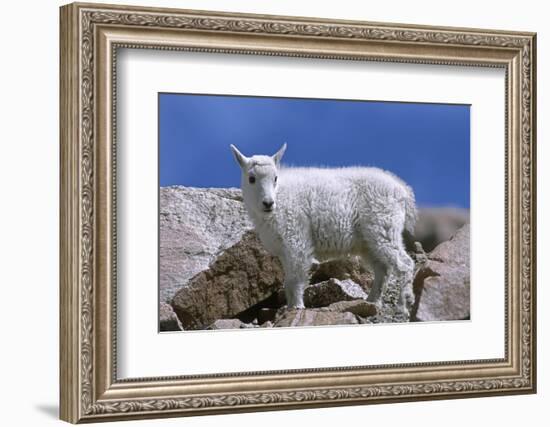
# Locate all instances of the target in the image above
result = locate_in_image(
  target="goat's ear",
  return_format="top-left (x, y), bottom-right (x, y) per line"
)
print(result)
top-left (230, 144), bottom-right (249, 169)
top-left (272, 143), bottom-right (287, 166)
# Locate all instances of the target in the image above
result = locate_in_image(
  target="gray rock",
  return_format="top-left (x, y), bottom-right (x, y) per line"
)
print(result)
top-left (414, 207), bottom-right (469, 252)
top-left (206, 319), bottom-right (260, 330)
top-left (160, 186), bottom-right (253, 302)
top-left (207, 319), bottom-right (246, 330)
top-left (159, 302), bottom-right (183, 331)
top-left (273, 308), bottom-right (360, 327)
top-left (171, 231), bottom-right (284, 330)
top-left (304, 278), bottom-right (368, 308)
top-left (412, 224), bottom-right (470, 321)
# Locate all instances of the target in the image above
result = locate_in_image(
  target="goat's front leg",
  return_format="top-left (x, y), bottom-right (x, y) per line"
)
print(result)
top-left (281, 252), bottom-right (311, 310)
top-left (284, 281), bottom-right (306, 309)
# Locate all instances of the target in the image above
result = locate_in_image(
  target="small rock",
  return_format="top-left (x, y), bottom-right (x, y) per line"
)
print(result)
top-left (261, 321), bottom-right (274, 328)
top-left (273, 308), bottom-right (359, 327)
top-left (412, 241), bottom-right (428, 264)
top-left (207, 319), bottom-right (246, 330)
top-left (310, 257), bottom-right (373, 291)
top-left (159, 302), bottom-right (183, 331)
top-left (326, 300), bottom-right (378, 318)
top-left (304, 278), bottom-right (368, 308)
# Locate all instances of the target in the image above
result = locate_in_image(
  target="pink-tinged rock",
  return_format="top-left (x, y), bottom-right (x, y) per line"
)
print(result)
top-left (412, 224), bottom-right (470, 322)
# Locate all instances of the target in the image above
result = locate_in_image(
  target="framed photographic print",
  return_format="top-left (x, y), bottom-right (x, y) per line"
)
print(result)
top-left (59, 2), bottom-right (537, 423)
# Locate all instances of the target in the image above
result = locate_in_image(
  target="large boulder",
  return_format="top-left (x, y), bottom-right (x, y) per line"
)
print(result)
top-left (160, 186), bottom-right (253, 302)
top-left (171, 231), bottom-right (284, 330)
top-left (411, 224), bottom-right (470, 321)
top-left (414, 207), bottom-right (469, 252)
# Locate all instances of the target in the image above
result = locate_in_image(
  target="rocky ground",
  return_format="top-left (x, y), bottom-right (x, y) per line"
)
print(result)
top-left (160, 186), bottom-right (470, 332)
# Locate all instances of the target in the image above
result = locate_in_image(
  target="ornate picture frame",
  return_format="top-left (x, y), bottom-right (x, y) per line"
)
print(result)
top-left (60, 2), bottom-right (536, 423)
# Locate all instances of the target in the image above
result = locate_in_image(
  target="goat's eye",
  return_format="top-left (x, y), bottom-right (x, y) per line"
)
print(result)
top-left (248, 176), bottom-right (256, 184)
top-left (274, 176), bottom-right (278, 183)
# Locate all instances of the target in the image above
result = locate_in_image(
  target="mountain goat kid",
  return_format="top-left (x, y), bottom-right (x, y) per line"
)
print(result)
top-left (230, 143), bottom-right (417, 315)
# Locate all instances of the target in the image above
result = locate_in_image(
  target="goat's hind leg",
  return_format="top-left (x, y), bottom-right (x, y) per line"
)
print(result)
top-left (397, 249), bottom-right (415, 312)
top-left (361, 233), bottom-right (414, 316)
top-left (359, 207), bottom-right (415, 316)
top-left (366, 258), bottom-right (389, 306)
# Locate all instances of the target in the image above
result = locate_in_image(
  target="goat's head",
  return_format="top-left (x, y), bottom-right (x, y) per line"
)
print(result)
top-left (230, 143), bottom-right (286, 216)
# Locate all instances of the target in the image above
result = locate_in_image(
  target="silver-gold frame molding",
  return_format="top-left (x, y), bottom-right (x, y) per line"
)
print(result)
top-left (60, 2), bottom-right (537, 423)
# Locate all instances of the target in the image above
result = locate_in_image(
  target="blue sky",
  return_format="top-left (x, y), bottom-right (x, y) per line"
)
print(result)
top-left (159, 93), bottom-right (470, 208)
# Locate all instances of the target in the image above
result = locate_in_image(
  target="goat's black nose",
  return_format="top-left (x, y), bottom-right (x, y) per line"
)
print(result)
top-left (263, 200), bottom-right (274, 209)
